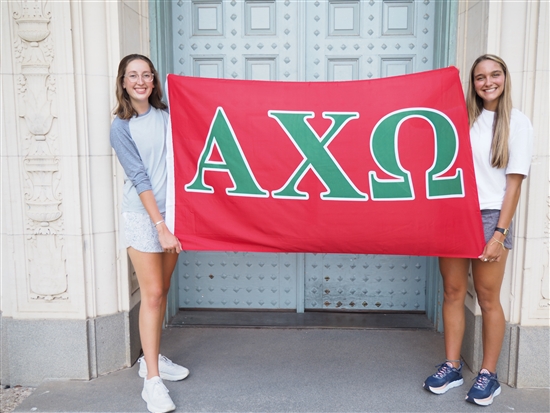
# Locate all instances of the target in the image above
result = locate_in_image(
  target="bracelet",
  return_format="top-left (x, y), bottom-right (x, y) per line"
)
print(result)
top-left (154, 219), bottom-right (165, 227)
top-left (490, 237), bottom-right (505, 250)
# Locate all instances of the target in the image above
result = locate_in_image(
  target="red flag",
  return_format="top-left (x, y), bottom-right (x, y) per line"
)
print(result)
top-left (166, 67), bottom-right (484, 257)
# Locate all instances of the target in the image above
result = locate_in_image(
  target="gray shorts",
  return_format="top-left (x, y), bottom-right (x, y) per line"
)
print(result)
top-left (122, 212), bottom-right (164, 253)
top-left (481, 209), bottom-right (513, 249)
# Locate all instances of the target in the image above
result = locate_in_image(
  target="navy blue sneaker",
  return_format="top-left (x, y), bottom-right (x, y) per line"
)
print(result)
top-left (423, 362), bottom-right (464, 394)
top-left (466, 369), bottom-right (501, 406)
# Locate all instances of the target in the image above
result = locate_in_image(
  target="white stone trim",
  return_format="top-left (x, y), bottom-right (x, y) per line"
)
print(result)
top-left (456, 0), bottom-right (549, 327)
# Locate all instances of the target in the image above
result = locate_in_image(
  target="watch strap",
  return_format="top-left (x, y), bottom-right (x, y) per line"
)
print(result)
top-left (495, 227), bottom-right (509, 237)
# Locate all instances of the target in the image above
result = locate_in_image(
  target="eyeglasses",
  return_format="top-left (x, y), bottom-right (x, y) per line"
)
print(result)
top-left (124, 72), bottom-right (154, 83)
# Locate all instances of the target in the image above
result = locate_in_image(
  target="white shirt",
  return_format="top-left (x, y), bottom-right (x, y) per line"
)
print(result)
top-left (470, 108), bottom-right (534, 210)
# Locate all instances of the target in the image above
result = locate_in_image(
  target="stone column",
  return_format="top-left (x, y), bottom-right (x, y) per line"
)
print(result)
top-left (1, 0), bottom-right (150, 386)
top-left (456, 0), bottom-right (549, 388)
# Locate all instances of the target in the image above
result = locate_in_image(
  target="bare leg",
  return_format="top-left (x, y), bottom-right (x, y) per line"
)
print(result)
top-left (159, 252), bottom-right (179, 336)
top-left (471, 250), bottom-right (508, 373)
top-left (128, 248), bottom-right (179, 379)
top-left (439, 257), bottom-right (470, 368)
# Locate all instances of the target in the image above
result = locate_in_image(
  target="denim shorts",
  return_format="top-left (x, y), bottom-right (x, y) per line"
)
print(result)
top-left (481, 210), bottom-right (513, 249)
top-left (122, 212), bottom-right (164, 253)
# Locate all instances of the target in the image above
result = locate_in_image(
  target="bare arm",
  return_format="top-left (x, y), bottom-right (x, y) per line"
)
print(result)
top-left (139, 190), bottom-right (182, 253)
top-left (479, 173), bottom-right (524, 262)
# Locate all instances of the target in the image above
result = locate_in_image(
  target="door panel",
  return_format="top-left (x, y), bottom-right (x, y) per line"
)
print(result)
top-left (178, 251), bottom-right (297, 309)
top-left (305, 254), bottom-right (427, 311)
top-left (171, 0), bottom-right (435, 311)
top-left (305, 0), bottom-right (434, 80)
top-left (302, 0), bottom-right (433, 311)
top-left (173, 0), bottom-right (302, 81)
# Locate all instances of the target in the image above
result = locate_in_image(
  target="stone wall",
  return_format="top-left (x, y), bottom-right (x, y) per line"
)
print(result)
top-left (1, 0), bottom-right (150, 386)
top-left (1, 0), bottom-right (548, 387)
top-left (456, 0), bottom-right (549, 388)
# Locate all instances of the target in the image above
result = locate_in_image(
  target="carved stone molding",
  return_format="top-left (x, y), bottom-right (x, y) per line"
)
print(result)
top-left (13, 0), bottom-right (67, 301)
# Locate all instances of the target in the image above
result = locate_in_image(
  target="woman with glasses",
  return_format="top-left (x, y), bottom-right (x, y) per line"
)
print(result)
top-left (110, 54), bottom-right (188, 413)
top-left (423, 55), bottom-right (533, 406)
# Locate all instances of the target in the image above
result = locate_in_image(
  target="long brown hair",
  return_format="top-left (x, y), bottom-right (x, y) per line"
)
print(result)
top-left (114, 54), bottom-right (167, 120)
top-left (466, 54), bottom-right (512, 168)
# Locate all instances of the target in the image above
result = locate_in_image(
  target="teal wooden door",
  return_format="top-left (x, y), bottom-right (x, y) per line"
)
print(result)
top-left (165, 0), bottom-right (436, 311)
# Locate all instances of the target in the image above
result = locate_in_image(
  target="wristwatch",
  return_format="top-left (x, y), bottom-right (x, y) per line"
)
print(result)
top-left (495, 227), bottom-right (509, 237)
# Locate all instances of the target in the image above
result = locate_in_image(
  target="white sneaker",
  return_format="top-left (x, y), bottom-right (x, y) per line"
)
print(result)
top-left (138, 354), bottom-right (190, 381)
top-left (141, 376), bottom-right (175, 413)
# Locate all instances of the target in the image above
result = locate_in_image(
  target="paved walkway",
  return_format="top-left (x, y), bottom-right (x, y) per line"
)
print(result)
top-left (15, 327), bottom-right (549, 412)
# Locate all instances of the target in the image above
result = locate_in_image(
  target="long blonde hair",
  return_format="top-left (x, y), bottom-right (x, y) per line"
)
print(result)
top-left (466, 54), bottom-right (512, 168)
top-left (114, 54), bottom-right (167, 120)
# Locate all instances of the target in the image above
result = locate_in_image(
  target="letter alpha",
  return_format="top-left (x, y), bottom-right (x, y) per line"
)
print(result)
top-left (185, 107), bottom-right (268, 197)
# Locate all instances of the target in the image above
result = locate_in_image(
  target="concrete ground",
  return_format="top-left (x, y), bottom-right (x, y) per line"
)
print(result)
top-left (15, 327), bottom-right (550, 413)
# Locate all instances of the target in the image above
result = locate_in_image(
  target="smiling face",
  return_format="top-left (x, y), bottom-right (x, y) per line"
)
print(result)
top-left (122, 58), bottom-right (155, 113)
top-left (472, 59), bottom-right (505, 111)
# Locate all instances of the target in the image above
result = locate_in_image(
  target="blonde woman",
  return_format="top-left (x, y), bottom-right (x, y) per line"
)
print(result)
top-left (110, 54), bottom-right (189, 413)
top-left (423, 55), bottom-right (533, 406)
